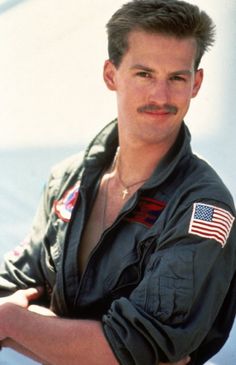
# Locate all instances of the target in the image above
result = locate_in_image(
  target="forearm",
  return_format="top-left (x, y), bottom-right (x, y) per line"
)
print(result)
top-left (3, 304), bottom-right (118, 365)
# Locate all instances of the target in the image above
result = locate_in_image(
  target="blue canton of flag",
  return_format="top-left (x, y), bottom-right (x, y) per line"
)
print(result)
top-left (189, 203), bottom-right (235, 247)
top-left (194, 205), bottom-right (214, 221)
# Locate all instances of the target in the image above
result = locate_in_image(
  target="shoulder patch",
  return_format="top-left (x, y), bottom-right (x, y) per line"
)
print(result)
top-left (188, 202), bottom-right (235, 247)
top-left (54, 182), bottom-right (80, 222)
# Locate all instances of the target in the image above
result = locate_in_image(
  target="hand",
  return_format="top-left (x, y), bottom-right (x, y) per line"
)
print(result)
top-left (160, 355), bottom-right (191, 365)
top-left (0, 287), bottom-right (43, 308)
top-left (0, 288), bottom-right (44, 342)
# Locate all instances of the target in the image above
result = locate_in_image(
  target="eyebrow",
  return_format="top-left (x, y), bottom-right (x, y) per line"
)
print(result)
top-left (130, 64), bottom-right (193, 76)
top-left (130, 64), bottom-right (155, 73)
top-left (169, 70), bottom-right (193, 76)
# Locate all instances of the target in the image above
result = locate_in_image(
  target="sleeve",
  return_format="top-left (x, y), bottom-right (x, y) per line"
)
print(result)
top-left (0, 171), bottom-right (57, 300)
top-left (0, 152), bottom-right (84, 303)
top-left (102, 200), bottom-right (236, 365)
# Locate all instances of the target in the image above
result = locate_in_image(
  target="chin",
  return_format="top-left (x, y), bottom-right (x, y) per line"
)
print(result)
top-left (137, 123), bottom-right (181, 146)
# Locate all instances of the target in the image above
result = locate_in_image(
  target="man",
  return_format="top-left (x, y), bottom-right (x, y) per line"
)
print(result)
top-left (0, 0), bottom-right (235, 364)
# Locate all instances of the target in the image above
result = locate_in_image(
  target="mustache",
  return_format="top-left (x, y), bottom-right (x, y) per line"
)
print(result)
top-left (137, 104), bottom-right (178, 114)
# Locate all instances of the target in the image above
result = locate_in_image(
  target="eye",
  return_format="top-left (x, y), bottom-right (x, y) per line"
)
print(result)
top-left (170, 75), bottom-right (187, 82)
top-left (136, 71), bottom-right (152, 78)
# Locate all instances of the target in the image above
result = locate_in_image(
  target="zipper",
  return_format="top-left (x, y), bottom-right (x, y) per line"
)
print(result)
top-left (73, 190), bottom-right (141, 308)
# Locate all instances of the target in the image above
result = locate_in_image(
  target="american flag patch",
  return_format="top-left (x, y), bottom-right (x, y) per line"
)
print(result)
top-left (188, 203), bottom-right (235, 247)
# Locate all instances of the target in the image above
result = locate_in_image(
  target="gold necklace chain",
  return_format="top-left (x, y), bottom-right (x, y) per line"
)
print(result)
top-left (116, 148), bottom-right (148, 200)
top-left (101, 148), bottom-right (120, 230)
top-left (101, 147), bottom-right (149, 232)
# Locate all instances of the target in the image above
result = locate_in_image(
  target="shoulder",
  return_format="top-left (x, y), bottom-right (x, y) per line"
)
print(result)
top-left (44, 151), bottom-right (85, 200)
top-left (181, 152), bottom-right (235, 212)
top-left (50, 151), bottom-right (85, 179)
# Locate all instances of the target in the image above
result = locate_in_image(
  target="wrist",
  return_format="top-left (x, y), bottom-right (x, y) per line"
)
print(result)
top-left (1, 303), bottom-right (21, 339)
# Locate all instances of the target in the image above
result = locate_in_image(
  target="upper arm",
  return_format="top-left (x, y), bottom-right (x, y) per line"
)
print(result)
top-left (0, 174), bottom-right (56, 297)
top-left (103, 200), bottom-right (236, 364)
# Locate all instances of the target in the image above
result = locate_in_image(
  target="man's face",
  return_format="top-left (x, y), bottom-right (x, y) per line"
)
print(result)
top-left (104, 31), bottom-right (203, 147)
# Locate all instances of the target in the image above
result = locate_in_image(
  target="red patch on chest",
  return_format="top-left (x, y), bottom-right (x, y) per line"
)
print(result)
top-left (125, 197), bottom-right (166, 227)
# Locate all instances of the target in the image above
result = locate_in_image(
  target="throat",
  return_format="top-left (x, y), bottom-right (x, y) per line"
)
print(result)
top-left (116, 147), bottom-right (149, 200)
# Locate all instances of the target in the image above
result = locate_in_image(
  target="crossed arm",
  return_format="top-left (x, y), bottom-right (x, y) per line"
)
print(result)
top-left (0, 288), bottom-right (191, 365)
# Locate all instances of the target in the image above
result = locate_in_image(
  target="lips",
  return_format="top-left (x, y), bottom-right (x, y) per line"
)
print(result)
top-left (143, 109), bottom-right (169, 116)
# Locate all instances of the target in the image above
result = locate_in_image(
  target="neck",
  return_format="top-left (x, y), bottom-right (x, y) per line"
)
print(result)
top-left (115, 141), bottom-right (172, 187)
top-left (116, 122), bottom-right (181, 185)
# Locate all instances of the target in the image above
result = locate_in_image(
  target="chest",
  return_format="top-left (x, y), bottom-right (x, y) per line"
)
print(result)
top-left (51, 175), bottom-right (169, 317)
top-left (78, 174), bottom-right (129, 273)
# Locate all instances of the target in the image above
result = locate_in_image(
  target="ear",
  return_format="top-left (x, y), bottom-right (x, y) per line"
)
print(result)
top-left (103, 60), bottom-right (117, 91)
top-left (191, 68), bottom-right (204, 98)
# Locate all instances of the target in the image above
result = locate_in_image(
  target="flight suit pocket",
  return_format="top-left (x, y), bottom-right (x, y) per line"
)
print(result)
top-left (104, 251), bottom-right (142, 299)
top-left (131, 247), bottom-right (194, 325)
top-left (148, 248), bottom-right (194, 323)
top-left (104, 240), bottom-right (154, 300)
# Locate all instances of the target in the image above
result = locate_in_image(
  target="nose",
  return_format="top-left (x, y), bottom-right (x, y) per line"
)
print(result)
top-left (148, 80), bottom-right (170, 105)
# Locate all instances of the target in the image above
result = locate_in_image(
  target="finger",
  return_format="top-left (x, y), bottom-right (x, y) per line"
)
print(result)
top-left (177, 356), bottom-right (191, 365)
top-left (21, 287), bottom-right (44, 301)
top-left (160, 355), bottom-right (191, 365)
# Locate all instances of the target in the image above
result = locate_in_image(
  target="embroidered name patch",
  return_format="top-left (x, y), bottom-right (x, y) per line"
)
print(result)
top-left (125, 197), bottom-right (166, 228)
top-left (54, 182), bottom-right (80, 222)
top-left (188, 202), bottom-right (235, 247)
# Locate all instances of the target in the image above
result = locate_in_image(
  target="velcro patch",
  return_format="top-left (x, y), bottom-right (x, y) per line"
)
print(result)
top-left (54, 182), bottom-right (80, 222)
top-left (188, 202), bottom-right (235, 247)
top-left (125, 197), bottom-right (166, 228)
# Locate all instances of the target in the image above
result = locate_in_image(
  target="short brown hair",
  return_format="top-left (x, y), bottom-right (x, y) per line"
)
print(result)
top-left (106, 0), bottom-right (215, 69)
